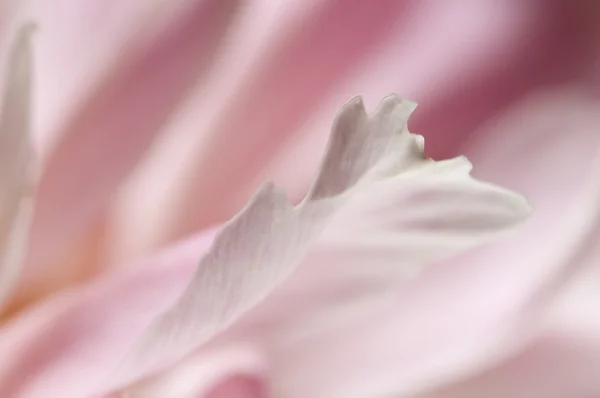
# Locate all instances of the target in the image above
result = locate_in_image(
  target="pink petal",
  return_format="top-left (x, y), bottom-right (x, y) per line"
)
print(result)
top-left (0, 231), bottom-right (215, 398)
top-left (112, 1), bottom-right (598, 262)
top-left (423, 261), bottom-right (600, 398)
top-left (164, 0), bottom-right (411, 229)
top-left (0, 96), bottom-right (529, 398)
top-left (16, 0), bottom-right (241, 300)
top-left (124, 345), bottom-right (265, 398)
top-left (269, 0), bottom-right (598, 204)
top-left (203, 375), bottom-right (265, 398)
top-left (108, 0), bottom-right (417, 258)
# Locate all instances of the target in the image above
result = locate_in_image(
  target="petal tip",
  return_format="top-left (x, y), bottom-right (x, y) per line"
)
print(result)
top-left (340, 95), bottom-right (367, 117)
top-left (378, 93), bottom-right (418, 116)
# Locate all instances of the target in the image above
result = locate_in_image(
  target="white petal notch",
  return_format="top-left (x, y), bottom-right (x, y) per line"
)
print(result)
top-left (0, 24), bottom-right (36, 309)
top-left (110, 95), bottom-right (532, 390)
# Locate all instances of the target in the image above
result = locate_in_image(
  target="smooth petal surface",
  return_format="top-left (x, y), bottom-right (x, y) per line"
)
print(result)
top-left (267, 1), bottom-right (599, 207)
top-left (164, 0), bottom-right (411, 233)
top-left (0, 231), bottom-right (215, 398)
top-left (0, 25), bottom-right (35, 308)
top-left (15, 0), bottom-right (240, 303)
top-left (423, 261), bottom-right (600, 398)
top-left (111, 95), bottom-right (529, 392)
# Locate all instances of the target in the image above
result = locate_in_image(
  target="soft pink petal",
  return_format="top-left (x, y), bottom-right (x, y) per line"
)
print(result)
top-left (124, 345), bottom-right (265, 398)
top-left (0, 96), bottom-right (529, 398)
top-left (269, 0), bottom-right (599, 204)
top-left (203, 375), bottom-right (265, 398)
top-left (423, 260), bottom-right (600, 398)
top-left (0, 231), bottom-right (215, 398)
top-left (111, 1), bottom-right (598, 263)
top-left (0, 25), bottom-right (35, 308)
top-left (15, 0), bottom-right (241, 300)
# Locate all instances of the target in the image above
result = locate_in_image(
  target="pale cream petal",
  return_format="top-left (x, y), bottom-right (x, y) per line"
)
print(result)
top-left (0, 24), bottom-right (35, 309)
top-left (110, 95), bottom-right (530, 392)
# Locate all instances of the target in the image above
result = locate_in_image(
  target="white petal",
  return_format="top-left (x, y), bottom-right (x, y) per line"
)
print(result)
top-left (109, 95), bottom-right (530, 391)
top-left (0, 24), bottom-right (35, 309)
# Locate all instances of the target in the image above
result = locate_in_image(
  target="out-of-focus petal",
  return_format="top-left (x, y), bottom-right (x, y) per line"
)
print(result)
top-left (415, 90), bottom-right (600, 397)
top-left (109, 0), bottom-right (416, 259)
top-left (124, 345), bottom-right (265, 398)
top-left (0, 25), bottom-right (35, 309)
top-left (269, 0), bottom-right (599, 205)
top-left (423, 259), bottom-right (600, 398)
top-left (0, 230), bottom-right (215, 398)
top-left (108, 96), bottom-right (529, 392)
top-left (203, 375), bottom-right (265, 398)
top-left (15, 0), bottom-right (241, 302)
top-left (163, 0), bottom-right (409, 231)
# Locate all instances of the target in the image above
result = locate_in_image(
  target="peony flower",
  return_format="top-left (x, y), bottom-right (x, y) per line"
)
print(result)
top-left (0, 1), bottom-right (598, 398)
